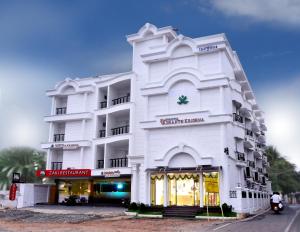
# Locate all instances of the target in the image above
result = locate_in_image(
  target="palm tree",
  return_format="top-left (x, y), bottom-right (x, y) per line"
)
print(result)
top-left (0, 147), bottom-right (46, 190)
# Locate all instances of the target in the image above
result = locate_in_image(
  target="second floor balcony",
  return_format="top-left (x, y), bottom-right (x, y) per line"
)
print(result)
top-left (111, 125), bottom-right (129, 136)
top-left (53, 134), bottom-right (65, 142)
top-left (99, 130), bottom-right (106, 138)
top-left (100, 101), bottom-right (107, 109)
top-left (110, 157), bottom-right (128, 168)
top-left (97, 160), bottom-right (104, 169)
top-left (51, 162), bottom-right (63, 170)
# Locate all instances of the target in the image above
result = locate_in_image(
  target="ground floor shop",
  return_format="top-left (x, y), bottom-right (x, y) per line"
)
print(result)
top-left (56, 177), bottom-right (131, 205)
top-left (149, 170), bottom-right (220, 207)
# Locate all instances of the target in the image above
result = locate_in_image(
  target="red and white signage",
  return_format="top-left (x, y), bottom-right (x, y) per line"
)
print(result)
top-left (9, 183), bottom-right (17, 201)
top-left (36, 169), bottom-right (91, 177)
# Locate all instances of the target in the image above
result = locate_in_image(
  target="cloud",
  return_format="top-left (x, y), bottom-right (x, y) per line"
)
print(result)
top-left (256, 77), bottom-right (300, 169)
top-left (209, 0), bottom-right (300, 27)
top-left (0, 59), bottom-right (62, 149)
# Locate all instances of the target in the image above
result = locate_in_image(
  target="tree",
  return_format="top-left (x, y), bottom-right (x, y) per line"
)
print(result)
top-left (0, 147), bottom-right (46, 190)
top-left (266, 146), bottom-right (300, 194)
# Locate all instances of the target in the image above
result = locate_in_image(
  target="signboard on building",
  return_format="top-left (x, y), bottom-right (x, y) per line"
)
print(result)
top-left (204, 176), bottom-right (219, 193)
top-left (9, 183), bottom-right (17, 201)
top-left (36, 169), bottom-right (91, 177)
top-left (199, 44), bottom-right (218, 53)
top-left (160, 117), bottom-right (204, 126)
top-left (101, 170), bottom-right (121, 178)
top-left (51, 144), bottom-right (79, 150)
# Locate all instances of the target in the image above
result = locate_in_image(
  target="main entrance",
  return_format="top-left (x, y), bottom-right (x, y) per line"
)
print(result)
top-left (168, 173), bottom-right (199, 206)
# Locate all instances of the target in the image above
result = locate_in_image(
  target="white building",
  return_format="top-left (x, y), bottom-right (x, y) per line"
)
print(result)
top-left (40, 23), bottom-right (271, 213)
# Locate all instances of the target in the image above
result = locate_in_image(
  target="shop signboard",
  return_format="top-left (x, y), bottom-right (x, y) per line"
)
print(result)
top-left (160, 117), bottom-right (204, 126)
top-left (36, 169), bottom-right (91, 177)
top-left (9, 183), bottom-right (17, 201)
top-left (205, 176), bottom-right (219, 193)
top-left (101, 170), bottom-right (121, 178)
top-left (51, 144), bottom-right (79, 150)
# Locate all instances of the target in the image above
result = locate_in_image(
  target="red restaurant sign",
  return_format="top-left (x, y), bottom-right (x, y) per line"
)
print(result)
top-left (9, 183), bottom-right (17, 201)
top-left (36, 169), bottom-right (91, 177)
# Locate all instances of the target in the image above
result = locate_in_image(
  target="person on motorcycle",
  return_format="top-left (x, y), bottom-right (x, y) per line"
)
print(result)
top-left (270, 192), bottom-right (283, 213)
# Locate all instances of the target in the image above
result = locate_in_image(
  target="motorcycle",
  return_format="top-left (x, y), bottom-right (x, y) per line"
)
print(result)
top-left (271, 201), bottom-right (284, 214)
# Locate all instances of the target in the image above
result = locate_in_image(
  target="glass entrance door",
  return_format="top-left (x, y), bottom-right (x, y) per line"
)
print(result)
top-left (168, 173), bottom-right (199, 206)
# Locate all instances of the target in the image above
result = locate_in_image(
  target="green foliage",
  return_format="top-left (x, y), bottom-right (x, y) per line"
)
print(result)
top-left (128, 202), bottom-right (138, 211)
top-left (266, 146), bottom-right (300, 194)
top-left (0, 147), bottom-right (46, 190)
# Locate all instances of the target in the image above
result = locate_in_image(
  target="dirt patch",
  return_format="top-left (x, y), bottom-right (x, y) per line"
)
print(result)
top-left (0, 210), bottom-right (219, 232)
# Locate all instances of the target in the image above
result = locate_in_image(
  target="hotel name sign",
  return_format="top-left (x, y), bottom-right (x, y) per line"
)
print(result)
top-left (160, 117), bottom-right (204, 126)
top-left (101, 170), bottom-right (121, 178)
top-left (51, 143), bottom-right (79, 150)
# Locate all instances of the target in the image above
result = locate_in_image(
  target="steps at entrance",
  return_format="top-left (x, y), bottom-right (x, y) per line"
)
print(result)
top-left (163, 206), bottom-right (200, 218)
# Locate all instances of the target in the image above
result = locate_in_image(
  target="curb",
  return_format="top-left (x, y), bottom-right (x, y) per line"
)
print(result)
top-left (195, 216), bottom-right (237, 220)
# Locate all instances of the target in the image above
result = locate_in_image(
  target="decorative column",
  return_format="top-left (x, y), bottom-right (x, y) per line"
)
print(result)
top-left (48, 122), bottom-right (54, 142)
top-left (199, 173), bottom-right (204, 207)
top-left (163, 173), bottom-right (168, 207)
top-left (83, 92), bottom-right (88, 111)
top-left (131, 163), bottom-right (139, 203)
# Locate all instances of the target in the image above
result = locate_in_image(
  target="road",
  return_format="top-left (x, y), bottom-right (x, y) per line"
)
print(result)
top-left (210, 204), bottom-right (300, 232)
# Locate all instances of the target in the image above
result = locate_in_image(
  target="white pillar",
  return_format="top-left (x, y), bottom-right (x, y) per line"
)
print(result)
top-left (46, 150), bottom-right (51, 169)
top-left (80, 147), bottom-right (84, 168)
top-left (163, 173), bottom-right (168, 207)
top-left (51, 97), bottom-right (56, 115)
top-left (81, 119), bottom-right (86, 140)
top-left (199, 173), bottom-right (204, 207)
top-left (131, 163), bottom-right (139, 203)
top-left (48, 122), bottom-right (54, 142)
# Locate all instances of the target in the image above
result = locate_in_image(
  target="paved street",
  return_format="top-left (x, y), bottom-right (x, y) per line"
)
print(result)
top-left (209, 204), bottom-right (300, 232)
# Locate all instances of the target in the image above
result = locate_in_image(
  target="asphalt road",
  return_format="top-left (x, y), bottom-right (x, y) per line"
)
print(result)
top-left (211, 204), bottom-right (300, 232)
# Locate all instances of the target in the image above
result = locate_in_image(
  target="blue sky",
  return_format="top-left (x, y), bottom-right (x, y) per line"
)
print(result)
top-left (0, 0), bottom-right (299, 167)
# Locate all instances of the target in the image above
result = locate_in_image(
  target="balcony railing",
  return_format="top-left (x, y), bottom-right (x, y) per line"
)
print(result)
top-left (56, 107), bottom-right (67, 115)
top-left (99, 130), bottom-right (106, 138)
top-left (97, 160), bottom-right (104, 169)
top-left (233, 113), bottom-right (243, 123)
top-left (53, 134), bottom-right (65, 142)
top-left (110, 157), bottom-right (128, 168)
top-left (248, 160), bottom-right (255, 168)
top-left (236, 151), bottom-right (245, 161)
top-left (100, 101), bottom-right (107, 109)
top-left (245, 129), bottom-right (253, 137)
top-left (257, 167), bottom-right (263, 173)
top-left (111, 125), bottom-right (129, 136)
top-left (112, 94), bottom-right (130, 106)
top-left (51, 162), bottom-right (62, 170)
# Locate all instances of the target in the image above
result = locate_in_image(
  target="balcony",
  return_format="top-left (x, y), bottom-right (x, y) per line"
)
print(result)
top-left (236, 151), bottom-right (245, 161)
top-left (97, 160), bottom-right (104, 169)
top-left (51, 162), bottom-right (63, 170)
top-left (112, 94), bottom-right (130, 106)
top-left (245, 129), bottom-right (253, 137)
top-left (53, 134), bottom-right (65, 142)
top-left (100, 101), bottom-right (107, 109)
top-left (99, 130), bottom-right (106, 138)
top-left (111, 125), bottom-right (129, 136)
top-left (248, 160), bottom-right (255, 169)
top-left (110, 157), bottom-right (128, 168)
top-left (56, 107), bottom-right (67, 115)
top-left (233, 113), bottom-right (243, 123)
top-left (257, 167), bottom-right (263, 173)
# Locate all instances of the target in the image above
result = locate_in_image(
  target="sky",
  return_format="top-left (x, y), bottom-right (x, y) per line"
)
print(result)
top-left (0, 0), bottom-right (299, 168)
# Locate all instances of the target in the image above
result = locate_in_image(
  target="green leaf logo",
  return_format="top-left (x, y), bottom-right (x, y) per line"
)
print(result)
top-left (177, 95), bottom-right (189, 105)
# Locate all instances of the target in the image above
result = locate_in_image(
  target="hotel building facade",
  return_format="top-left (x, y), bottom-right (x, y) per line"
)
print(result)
top-left (40, 23), bottom-right (271, 213)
